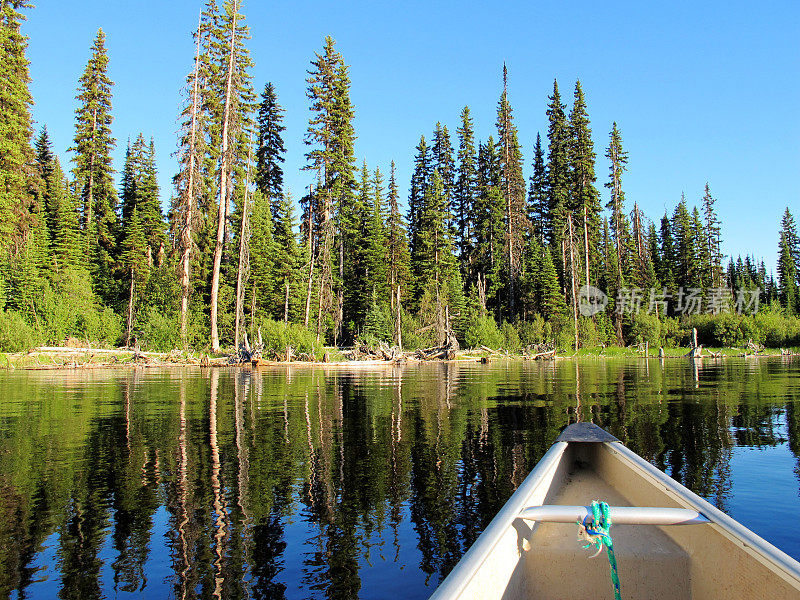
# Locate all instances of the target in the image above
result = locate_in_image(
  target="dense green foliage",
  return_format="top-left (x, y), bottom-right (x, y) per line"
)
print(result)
top-left (1, 3), bottom-right (797, 354)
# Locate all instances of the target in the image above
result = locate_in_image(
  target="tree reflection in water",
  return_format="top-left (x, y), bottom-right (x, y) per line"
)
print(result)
top-left (0, 357), bottom-right (797, 599)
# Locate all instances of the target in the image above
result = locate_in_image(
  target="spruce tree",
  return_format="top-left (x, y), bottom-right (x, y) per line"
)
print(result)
top-left (386, 161), bottom-right (412, 315)
top-left (701, 183), bottom-right (723, 287)
top-left (255, 81), bottom-right (286, 201)
top-left (172, 9), bottom-right (209, 348)
top-left (417, 169), bottom-right (461, 344)
top-left (431, 122), bottom-right (455, 213)
top-left (37, 142), bottom-right (81, 271)
top-left (207, 0), bottom-right (256, 352)
top-left (120, 206), bottom-right (149, 344)
top-left (604, 122), bottom-right (630, 289)
top-left (545, 80), bottom-right (569, 264)
top-left (455, 107), bottom-right (477, 278)
top-left (568, 80), bottom-right (601, 289)
top-left (271, 191), bottom-right (300, 322)
top-left (672, 195), bottom-right (694, 290)
top-left (658, 212), bottom-right (677, 294)
top-left (539, 245), bottom-right (567, 321)
top-left (71, 28), bottom-right (117, 301)
top-left (366, 166), bottom-right (388, 302)
top-left (496, 65), bottom-right (526, 317)
top-left (305, 36), bottom-right (357, 342)
top-left (248, 188), bottom-right (275, 320)
top-left (527, 133), bottom-right (548, 242)
top-left (408, 135), bottom-right (431, 289)
top-left (691, 206), bottom-right (709, 289)
top-left (0, 0), bottom-right (36, 255)
top-left (474, 137), bottom-right (505, 315)
top-left (778, 208), bottom-right (799, 314)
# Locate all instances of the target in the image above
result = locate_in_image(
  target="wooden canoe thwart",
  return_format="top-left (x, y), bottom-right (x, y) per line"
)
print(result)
top-left (430, 422), bottom-right (800, 600)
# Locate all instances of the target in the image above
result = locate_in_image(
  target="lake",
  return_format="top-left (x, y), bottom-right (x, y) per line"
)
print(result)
top-left (0, 357), bottom-right (798, 599)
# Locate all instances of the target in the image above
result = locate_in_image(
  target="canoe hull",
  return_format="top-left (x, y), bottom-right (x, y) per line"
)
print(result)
top-left (430, 430), bottom-right (800, 600)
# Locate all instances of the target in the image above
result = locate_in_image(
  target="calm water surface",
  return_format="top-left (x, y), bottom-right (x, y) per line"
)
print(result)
top-left (0, 358), bottom-right (799, 599)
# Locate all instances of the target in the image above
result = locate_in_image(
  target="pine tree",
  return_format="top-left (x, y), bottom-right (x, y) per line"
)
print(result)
top-left (366, 166), bottom-right (388, 302)
top-left (0, 0), bottom-right (36, 255)
top-left (496, 65), bottom-right (526, 317)
top-left (248, 188), bottom-right (274, 321)
top-left (255, 81), bottom-right (286, 201)
top-left (672, 195), bottom-right (694, 290)
top-left (208, 0), bottom-right (256, 352)
top-left (408, 135), bottom-right (431, 286)
top-left (70, 28), bottom-right (117, 302)
top-left (474, 137), bottom-right (505, 316)
top-left (431, 122), bottom-right (455, 214)
top-left (343, 161), bottom-right (371, 332)
top-left (701, 183), bottom-right (723, 287)
top-left (386, 161), bottom-right (411, 341)
top-left (120, 206), bottom-right (149, 345)
top-left (658, 212), bottom-right (677, 293)
top-left (778, 208), bottom-right (799, 314)
top-left (172, 9), bottom-right (208, 348)
top-left (305, 36), bottom-right (357, 342)
top-left (527, 133), bottom-right (548, 242)
top-left (545, 80), bottom-right (569, 264)
top-left (539, 245), bottom-right (567, 321)
top-left (271, 190), bottom-right (300, 322)
top-left (455, 107), bottom-right (477, 278)
top-left (691, 206), bottom-right (709, 289)
top-left (416, 168), bottom-right (461, 344)
top-left (42, 151), bottom-right (81, 271)
top-left (604, 122), bottom-right (631, 288)
top-left (568, 80), bottom-right (601, 290)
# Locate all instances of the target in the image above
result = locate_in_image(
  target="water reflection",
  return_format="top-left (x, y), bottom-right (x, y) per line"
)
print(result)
top-left (0, 358), bottom-right (797, 598)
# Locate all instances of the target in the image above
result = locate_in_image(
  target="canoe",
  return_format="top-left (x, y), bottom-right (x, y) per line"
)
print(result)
top-left (430, 422), bottom-right (800, 600)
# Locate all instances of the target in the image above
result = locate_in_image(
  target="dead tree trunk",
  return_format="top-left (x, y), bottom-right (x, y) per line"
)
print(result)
top-left (568, 213), bottom-right (579, 350)
top-left (210, 6), bottom-right (238, 353)
top-left (179, 16), bottom-right (202, 349)
top-left (234, 147), bottom-right (253, 348)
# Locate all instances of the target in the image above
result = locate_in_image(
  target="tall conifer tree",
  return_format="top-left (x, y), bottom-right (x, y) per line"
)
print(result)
top-left (778, 208), bottom-right (799, 314)
top-left (455, 107), bottom-right (477, 278)
top-left (568, 80), bottom-right (601, 289)
top-left (0, 0), bottom-right (36, 257)
top-left (71, 28), bottom-right (117, 301)
top-left (305, 36), bottom-right (357, 342)
top-left (496, 65), bottom-right (526, 317)
top-left (545, 80), bottom-right (569, 266)
top-left (527, 133), bottom-right (548, 242)
top-left (255, 81), bottom-right (286, 201)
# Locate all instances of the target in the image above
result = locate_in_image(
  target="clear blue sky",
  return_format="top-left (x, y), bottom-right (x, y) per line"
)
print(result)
top-left (25, 0), bottom-right (799, 273)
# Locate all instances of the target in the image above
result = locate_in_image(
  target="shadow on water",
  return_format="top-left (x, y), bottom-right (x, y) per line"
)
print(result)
top-left (0, 356), bottom-right (797, 598)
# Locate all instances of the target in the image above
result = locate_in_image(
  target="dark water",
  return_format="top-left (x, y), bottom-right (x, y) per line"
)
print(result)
top-left (0, 358), bottom-right (799, 599)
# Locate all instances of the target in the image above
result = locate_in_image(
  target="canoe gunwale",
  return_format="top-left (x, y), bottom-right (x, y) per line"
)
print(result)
top-left (427, 440), bottom-right (569, 600)
top-left (606, 441), bottom-right (800, 589)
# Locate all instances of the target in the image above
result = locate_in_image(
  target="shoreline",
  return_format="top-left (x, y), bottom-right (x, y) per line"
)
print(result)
top-left (1, 345), bottom-right (797, 371)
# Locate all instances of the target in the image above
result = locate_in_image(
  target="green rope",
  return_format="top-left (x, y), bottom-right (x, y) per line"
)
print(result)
top-left (578, 500), bottom-right (622, 600)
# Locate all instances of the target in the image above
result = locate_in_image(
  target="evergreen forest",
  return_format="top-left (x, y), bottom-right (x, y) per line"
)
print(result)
top-left (2, 1), bottom-right (799, 355)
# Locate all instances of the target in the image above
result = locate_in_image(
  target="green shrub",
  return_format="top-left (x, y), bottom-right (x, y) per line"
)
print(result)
top-left (578, 317), bottom-right (602, 348)
top-left (628, 311), bottom-right (662, 347)
top-left (0, 309), bottom-right (40, 352)
top-left (712, 313), bottom-right (744, 347)
top-left (254, 318), bottom-right (324, 359)
top-left (463, 314), bottom-right (504, 349)
top-left (139, 307), bottom-right (180, 352)
top-left (363, 300), bottom-right (393, 343)
top-left (517, 315), bottom-right (547, 346)
top-left (661, 317), bottom-right (683, 348)
top-left (499, 321), bottom-right (521, 352)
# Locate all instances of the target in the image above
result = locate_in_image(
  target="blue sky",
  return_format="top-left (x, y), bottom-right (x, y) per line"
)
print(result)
top-left (24, 0), bottom-right (799, 272)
